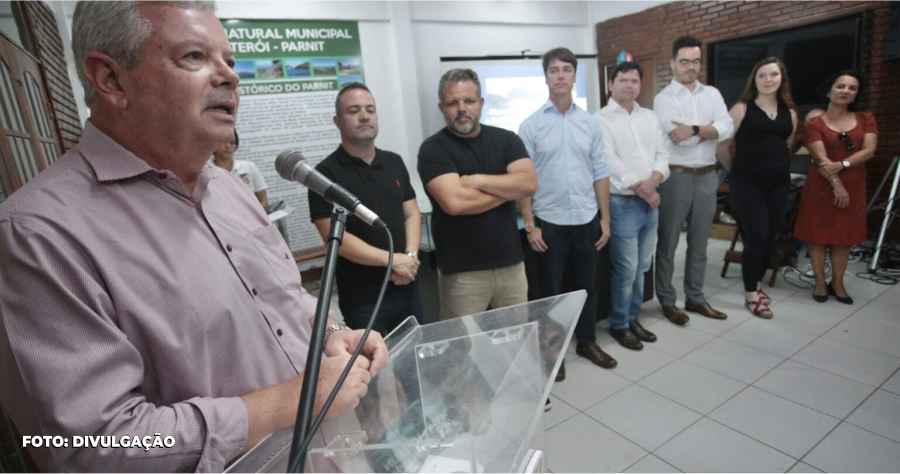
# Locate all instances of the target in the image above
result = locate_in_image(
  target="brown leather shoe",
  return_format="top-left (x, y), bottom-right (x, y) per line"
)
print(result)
top-left (684, 301), bottom-right (727, 319)
top-left (576, 343), bottom-right (617, 369)
top-left (662, 305), bottom-right (689, 325)
top-left (555, 361), bottom-right (566, 382)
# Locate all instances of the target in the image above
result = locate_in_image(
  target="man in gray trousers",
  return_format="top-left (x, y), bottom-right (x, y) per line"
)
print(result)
top-left (653, 36), bottom-right (734, 324)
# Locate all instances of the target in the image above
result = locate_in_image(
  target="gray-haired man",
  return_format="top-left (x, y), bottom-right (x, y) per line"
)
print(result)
top-left (417, 68), bottom-right (537, 320)
top-left (0, 2), bottom-right (386, 471)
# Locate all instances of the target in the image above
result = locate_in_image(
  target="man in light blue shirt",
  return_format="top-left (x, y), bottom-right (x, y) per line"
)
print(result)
top-left (517, 47), bottom-right (615, 373)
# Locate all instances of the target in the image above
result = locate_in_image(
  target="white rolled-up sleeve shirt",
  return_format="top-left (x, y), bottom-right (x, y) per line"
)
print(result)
top-left (595, 99), bottom-right (670, 196)
top-left (653, 80), bottom-right (733, 167)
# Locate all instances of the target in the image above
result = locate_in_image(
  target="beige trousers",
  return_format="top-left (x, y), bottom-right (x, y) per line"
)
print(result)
top-left (437, 262), bottom-right (528, 320)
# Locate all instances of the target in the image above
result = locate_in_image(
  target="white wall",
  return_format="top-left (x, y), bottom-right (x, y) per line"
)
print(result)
top-left (51, 0), bottom-right (668, 210)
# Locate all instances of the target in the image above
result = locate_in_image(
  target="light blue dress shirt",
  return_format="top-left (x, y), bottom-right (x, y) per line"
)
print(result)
top-left (518, 100), bottom-right (609, 226)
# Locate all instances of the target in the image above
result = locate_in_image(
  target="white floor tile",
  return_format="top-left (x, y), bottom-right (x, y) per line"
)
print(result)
top-left (822, 318), bottom-right (900, 359)
top-left (599, 345), bottom-right (676, 382)
top-left (680, 293), bottom-right (752, 336)
top-left (882, 369), bottom-right (900, 395)
top-left (684, 338), bottom-right (785, 384)
top-left (721, 318), bottom-right (817, 358)
top-left (788, 461), bottom-right (823, 473)
top-left (709, 386), bottom-right (840, 459)
top-left (768, 300), bottom-right (849, 336)
top-left (542, 395), bottom-right (577, 430)
top-left (852, 301), bottom-right (900, 330)
top-left (641, 320), bottom-right (714, 357)
top-left (550, 359), bottom-right (630, 410)
top-left (584, 384), bottom-right (701, 451)
top-left (804, 422), bottom-right (900, 473)
top-left (545, 414), bottom-right (646, 473)
top-left (638, 359), bottom-right (746, 415)
top-left (846, 389), bottom-right (900, 443)
top-left (655, 418), bottom-right (796, 473)
top-left (754, 360), bottom-right (875, 419)
top-left (791, 338), bottom-right (900, 387)
top-left (623, 454), bottom-right (680, 473)
top-left (875, 285), bottom-right (900, 305)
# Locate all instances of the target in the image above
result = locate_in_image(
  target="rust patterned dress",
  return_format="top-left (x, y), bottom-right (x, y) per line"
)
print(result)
top-left (794, 112), bottom-right (878, 246)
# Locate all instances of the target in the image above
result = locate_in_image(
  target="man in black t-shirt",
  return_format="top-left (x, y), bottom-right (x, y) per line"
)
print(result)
top-left (418, 68), bottom-right (537, 320)
top-left (309, 83), bottom-right (423, 335)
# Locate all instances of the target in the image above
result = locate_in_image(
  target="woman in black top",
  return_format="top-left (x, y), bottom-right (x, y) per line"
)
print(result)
top-left (718, 57), bottom-right (797, 319)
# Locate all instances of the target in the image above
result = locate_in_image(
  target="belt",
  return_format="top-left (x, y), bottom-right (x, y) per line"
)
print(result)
top-left (669, 164), bottom-right (716, 175)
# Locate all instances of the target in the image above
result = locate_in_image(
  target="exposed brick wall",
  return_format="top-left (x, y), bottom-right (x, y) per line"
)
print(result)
top-left (597, 1), bottom-right (900, 241)
top-left (22, 1), bottom-right (82, 152)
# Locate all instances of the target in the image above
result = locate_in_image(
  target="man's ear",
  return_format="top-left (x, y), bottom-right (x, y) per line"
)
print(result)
top-left (82, 52), bottom-right (129, 109)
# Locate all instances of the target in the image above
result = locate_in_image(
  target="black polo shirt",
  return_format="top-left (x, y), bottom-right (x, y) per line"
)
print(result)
top-left (308, 145), bottom-right (416, 308)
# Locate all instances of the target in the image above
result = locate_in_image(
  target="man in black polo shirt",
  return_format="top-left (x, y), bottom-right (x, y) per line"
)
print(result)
top-left (418, 68), bottom-right (537, 320)
top-left (308, 82), bottom-right (423, 335)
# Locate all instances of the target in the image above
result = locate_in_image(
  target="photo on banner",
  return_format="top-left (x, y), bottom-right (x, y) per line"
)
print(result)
top-left (222, 19), bottom-right (364, 252)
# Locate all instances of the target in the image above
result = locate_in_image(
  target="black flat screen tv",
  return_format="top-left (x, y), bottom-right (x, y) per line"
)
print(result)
top-left (708, 13), bottom-right (863, 111)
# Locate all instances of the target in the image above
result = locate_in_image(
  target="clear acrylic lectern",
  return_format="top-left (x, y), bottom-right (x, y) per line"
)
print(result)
top-left (226, 291), bottom-right (585, 473)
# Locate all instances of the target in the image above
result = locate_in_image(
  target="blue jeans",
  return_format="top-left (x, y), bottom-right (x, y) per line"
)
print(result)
top-left (609, 195), bottom-right (658, 330)
top-left (340, 281), bottom-right (424, 337)
top-left (535, 214), bottom-right (601, 346)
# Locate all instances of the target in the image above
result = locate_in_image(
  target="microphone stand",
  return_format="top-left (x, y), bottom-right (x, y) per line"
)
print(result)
top-left (288, 206), bottom-right (347, 472)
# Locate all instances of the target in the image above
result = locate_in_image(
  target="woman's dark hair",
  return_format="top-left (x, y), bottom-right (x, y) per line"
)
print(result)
top-left (233, 129), bottom-right (239, 149)
top-left (818, 70), bottom-right (866, 111)
top-left (738, 57), bottom-right (795, 110)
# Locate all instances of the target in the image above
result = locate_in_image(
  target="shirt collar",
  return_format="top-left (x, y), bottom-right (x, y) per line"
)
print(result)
top-left (670, 79), bottom-right (705, 95)
top-left (80, 121), bottom-right (220, 182)
top-left (541, 99), bottom-right (578, 116)
top-left (607, 98), bottom-right (641, 116)
top-left (335, 144), bottom-right (382, 167)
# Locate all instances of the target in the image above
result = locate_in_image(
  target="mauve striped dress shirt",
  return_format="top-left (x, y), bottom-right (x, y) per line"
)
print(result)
top-left (0, 122), bottom-right (317, 472)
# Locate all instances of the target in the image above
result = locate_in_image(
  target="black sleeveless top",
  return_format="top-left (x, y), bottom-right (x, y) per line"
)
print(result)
top-left (731, 100), bottom-right (792, 185)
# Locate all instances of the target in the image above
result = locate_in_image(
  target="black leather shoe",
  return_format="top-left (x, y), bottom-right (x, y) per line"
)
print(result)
top-left (827, 282), bottom-right (854, 305)
top-left (610, 328), bottom-right (643, 351)
top-left (630, 320), bottom-right (657, 342)
top-left (812, 292), bottom-right (828, 303)
top-left (576, 343), bottom-right (617, 368)
top-left (555, 361), bottom-right (566, 382)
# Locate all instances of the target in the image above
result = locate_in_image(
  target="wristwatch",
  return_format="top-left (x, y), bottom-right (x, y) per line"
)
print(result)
top-left (692, 125), bottom-right (700, 136)
top-left (405, 251), bottom-right (418, 260)
top-left (323, 323), bottom-right (350, 346)
top-left (525, 223), bottom-right (535, 233)
top-left (841, 160), bottom-right (850, 169)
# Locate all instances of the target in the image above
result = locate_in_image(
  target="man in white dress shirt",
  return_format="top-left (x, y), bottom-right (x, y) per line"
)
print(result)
top-left (595, 62), bottom-right (669, 351)
top-left (653, 36), bottom-right (734, 325)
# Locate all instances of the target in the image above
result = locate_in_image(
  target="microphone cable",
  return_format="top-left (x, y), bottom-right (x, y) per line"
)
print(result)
top-left (289, 227), bottom-right (394, 472)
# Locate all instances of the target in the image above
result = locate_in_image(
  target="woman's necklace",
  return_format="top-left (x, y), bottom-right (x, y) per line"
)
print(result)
top-left (755, 99), bottom-right (777, 119)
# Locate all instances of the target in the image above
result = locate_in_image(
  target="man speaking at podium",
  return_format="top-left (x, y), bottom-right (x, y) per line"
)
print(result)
top-left (0, 2), bottom-right (386, 471)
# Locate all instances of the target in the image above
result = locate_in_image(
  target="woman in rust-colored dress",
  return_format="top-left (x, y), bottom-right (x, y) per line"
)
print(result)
top-left (794, 70), bottom-right (878, 304)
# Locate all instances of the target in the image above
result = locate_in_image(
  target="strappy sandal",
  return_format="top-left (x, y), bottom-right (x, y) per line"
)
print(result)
top-left (745, 299), bottom-right (773, 319)
top-left (756, 288), bottom-right (772, 305)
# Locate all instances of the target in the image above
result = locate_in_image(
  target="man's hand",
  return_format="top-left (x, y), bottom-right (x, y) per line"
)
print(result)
top-left (391, 253), bottom-right (419, 281)
top-left (669, 121), bottom-right (695, 144)
top-left (818, 161), bottom-right (842, 179)
top-left (630, 177), bottom-right (659, 200)
top-left (595, 220), bottom-right (610, 250)
top-left (459, 174), bottom-right (479, 189)
top-left (316, 354), bottom-right (372, 419)
top-left (324, 329), bottom-right (389, 376)
top-left (643, 191), bottom-right (661, 210)
top-left (526, 226), bottom-right (549, 253)
top-left (391, 274), bottom-right (413, 286)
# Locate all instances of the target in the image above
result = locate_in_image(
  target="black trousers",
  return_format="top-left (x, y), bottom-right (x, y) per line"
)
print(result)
top-left (729, 177), bottom-right (790, 292)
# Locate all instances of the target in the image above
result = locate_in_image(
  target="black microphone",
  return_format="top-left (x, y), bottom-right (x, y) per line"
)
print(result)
top-left (276, 150), bottom-right (386, 230)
